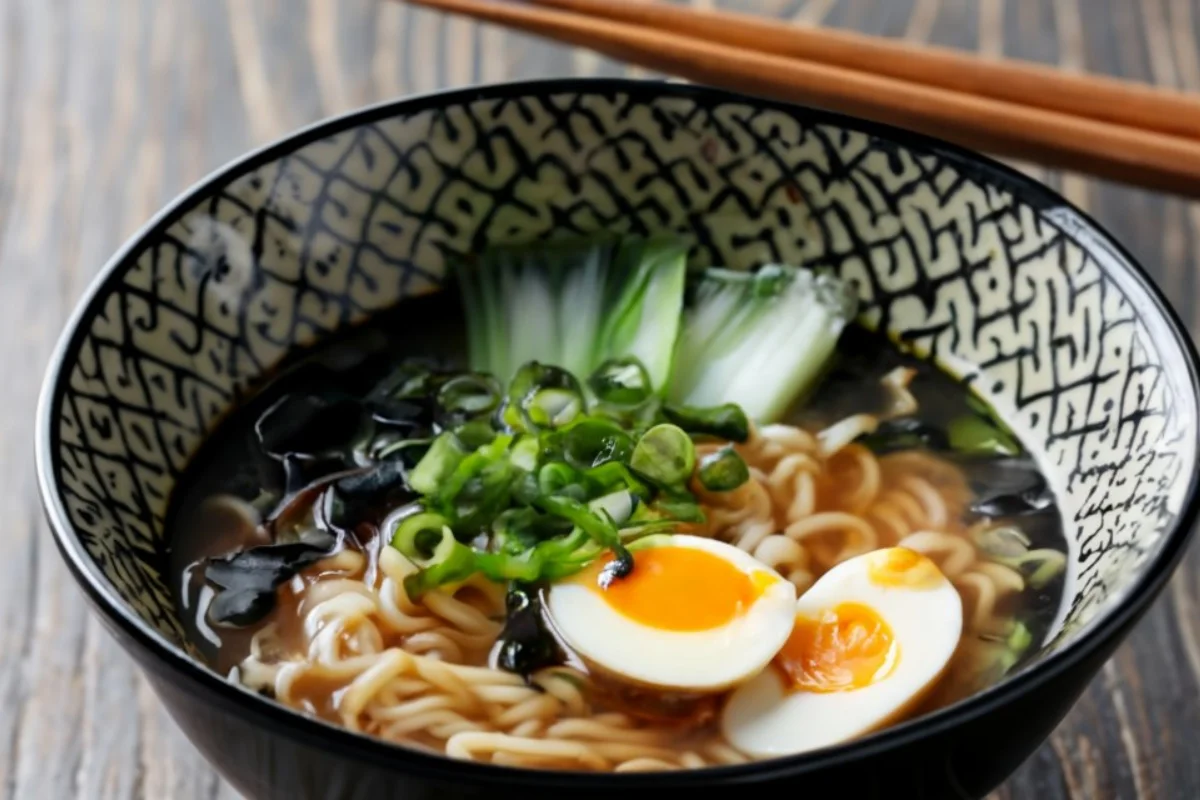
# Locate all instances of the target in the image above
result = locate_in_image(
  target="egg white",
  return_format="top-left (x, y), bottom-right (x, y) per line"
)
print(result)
top-left (545, 535), bottom-right (797, 692)
top-left (721, 547), bottom-right (963, 757)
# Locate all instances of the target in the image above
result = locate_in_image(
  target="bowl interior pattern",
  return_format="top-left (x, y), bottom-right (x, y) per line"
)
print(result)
top-left (45, 82), bottom-right (1196, 671)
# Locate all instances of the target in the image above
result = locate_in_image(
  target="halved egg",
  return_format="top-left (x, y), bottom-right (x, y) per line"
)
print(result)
top-left (545, 534), bottom-right (797, 692)
top-left (721, 547), bottom-right (963, 757)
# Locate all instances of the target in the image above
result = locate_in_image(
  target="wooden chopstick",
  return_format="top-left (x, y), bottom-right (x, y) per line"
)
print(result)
top-left (531, 0), bottom-right (1200, 143)
top-left (399, 0), bottom-right (1200, 198)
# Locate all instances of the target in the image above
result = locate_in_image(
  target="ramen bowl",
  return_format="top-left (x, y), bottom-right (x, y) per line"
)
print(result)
top-left (36, 79), bottom-right (1200, 799)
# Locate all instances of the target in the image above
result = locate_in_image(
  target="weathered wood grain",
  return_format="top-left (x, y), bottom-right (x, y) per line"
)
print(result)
top-left (2, 1), bottom-right (1198, 798)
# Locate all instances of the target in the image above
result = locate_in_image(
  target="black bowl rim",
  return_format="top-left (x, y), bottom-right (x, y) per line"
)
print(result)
top-left (35, 77), bottom-right (1200, 788)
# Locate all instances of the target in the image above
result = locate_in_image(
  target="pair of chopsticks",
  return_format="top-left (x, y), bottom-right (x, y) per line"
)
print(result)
top-left (398, 0), bottom-right (1200, 199)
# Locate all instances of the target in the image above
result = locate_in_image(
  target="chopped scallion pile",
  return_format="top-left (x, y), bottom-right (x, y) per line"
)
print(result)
top-left (389, 234), bottom-right (859, 595)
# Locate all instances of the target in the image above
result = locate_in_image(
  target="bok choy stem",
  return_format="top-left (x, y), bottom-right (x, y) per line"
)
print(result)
top-left (452, 236), bottom-right (687, 392)
top-left (669, 266), bottom-right (858, 423)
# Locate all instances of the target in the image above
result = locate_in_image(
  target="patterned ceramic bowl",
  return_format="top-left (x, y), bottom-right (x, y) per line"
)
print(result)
top-left (36, 80), bottom-right (1200, 800)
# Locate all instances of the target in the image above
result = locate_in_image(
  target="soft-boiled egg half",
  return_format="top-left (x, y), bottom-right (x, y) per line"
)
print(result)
top-left (545, 534), bottom-right (797, 692)
top-left (722, 547), bottom-right (963, 757)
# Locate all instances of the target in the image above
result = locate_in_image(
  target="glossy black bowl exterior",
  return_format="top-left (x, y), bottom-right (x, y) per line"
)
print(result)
top-left (37, 79), bottom-right (1200, 799)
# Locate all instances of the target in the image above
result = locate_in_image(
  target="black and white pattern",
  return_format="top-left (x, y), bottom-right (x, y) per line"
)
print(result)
top-left (46, 83), bottom-right (1198, 657)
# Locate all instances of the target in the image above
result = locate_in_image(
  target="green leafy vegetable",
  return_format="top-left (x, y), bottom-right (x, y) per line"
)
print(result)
top-left (453, 236), bottom-right (687, 391)
top-left (596, 237), bottom-right (689, 390)
top-left (670, 265), bottom-right (857, 423)
top-left (698, 446), bottom-right (750, 491)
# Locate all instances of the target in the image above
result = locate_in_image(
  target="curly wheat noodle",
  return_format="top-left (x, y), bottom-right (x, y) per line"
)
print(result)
top-left (237, 419), bottom-right (1034, 771)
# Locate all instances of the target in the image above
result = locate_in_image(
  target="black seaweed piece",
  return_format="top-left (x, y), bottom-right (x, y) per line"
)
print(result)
top-left (857, 418), bottom-right (951, 454)
top-left (208, 588), bottom-right (278, 628)
top-left (495, 585), bottom-right (562, 679)
top-left (204, 537), bottom-right (338, 627)
top-left (368, 357), bottom-right (453, 403)
top-left (373, 438), bottom-right (432, 469)
top-left (597, 551), bottom-right (634, 588)
top-left (365, 397), bottom-right (429, 428)
top-left (281, 452), bottom-right (357, 496)
top-left (324, 461), bottom-right (416, 533)
top-left (954, 455), bottom-right (1057, 517)
top-left (254, 392), bottom-right (365, 460)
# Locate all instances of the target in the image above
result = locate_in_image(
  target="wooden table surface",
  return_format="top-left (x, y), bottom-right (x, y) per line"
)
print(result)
top-left (4, 0), bottom-right (1200, 797)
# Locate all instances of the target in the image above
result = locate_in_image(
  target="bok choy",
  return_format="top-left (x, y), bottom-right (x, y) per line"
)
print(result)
top-left (452, 236), bottom-right (688, 392)
top-left (670, 266), bottom-right (858, 423)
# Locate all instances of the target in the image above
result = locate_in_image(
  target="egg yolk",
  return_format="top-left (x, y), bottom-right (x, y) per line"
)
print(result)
top-left (866, 547), bottom-right (943, 589)
top-left (584, 546), bottom-right (773, 632)
top-left (776, 603), bottom-right (896, 692)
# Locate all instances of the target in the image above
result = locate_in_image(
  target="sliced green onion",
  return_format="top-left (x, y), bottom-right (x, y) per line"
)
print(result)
top-left (536, 495), bottom-right (621, 546)
top-left (558, 418), bottom-right (635, 470)
top-left (661, 402), bottom-right (750, 443)
top-left (474, 549), bottom-right (544, 582)
top-left (995, 621), bottom-right (1034, 674)
top-left (437, 436), bottom-right (517, 532)
top-left (1007, 620), bottom-right (1033, 654)
top-left (588, 490), bottom-right (635, 526)
top-left (409, 432), bottom-right (467, 495)
top-left (697, 446), bottom-right (750, 491)
top-left (527, 388), bottom-right (584, 429)
top-left (534, 494), bottom-right (632, 579)
top-left (506, 362), bottom-right (585, 432)
top-left (540, 543), bottom-right (604, 580)
top-left (538, 462), bottom-right (584, 498)
top-left (510, 471), bottom-right (541, 506)
top-left (631, 424), bottom-right (696, 488)
top-left (583, 461), bottom-right (651, 499)
top-left (948, 414), bottom-right (1021, 456)
top-left (436, 373), bottom-right (502, 427)
top-left (972, 524), bottom-right (1032, 558)
top-left (533, 527), bottom-right (590, 560)
top-left (491, 508), bottom-right (572, 554)
top-left (390, 511), bottom-right (453, 558)
top-left (454, 419), bottom-right (498, 450)
top-left (392, 517), bottom-right (478, 598)
top-left (508, 435), bottom-right (540, 472)
top-left (653, 499), bottom-right (707, 524)
top-left (627, 533), bottom-right (674, 551)
top-left (997, 549), bottom-right (1067, 590)
top-left (588, 357), bottom-right (653, 406)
